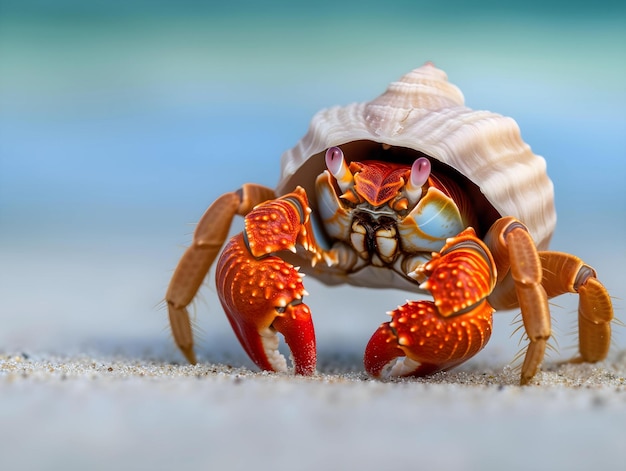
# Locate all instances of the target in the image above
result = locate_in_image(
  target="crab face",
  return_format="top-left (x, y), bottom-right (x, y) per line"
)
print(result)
top-left (315, 146), bottom-right (466, 271)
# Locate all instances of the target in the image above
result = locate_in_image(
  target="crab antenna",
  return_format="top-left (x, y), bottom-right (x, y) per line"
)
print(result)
top-left (405, 157), bottom-right (431, 205)
top-left (325, 147), bottom-right (354, 193)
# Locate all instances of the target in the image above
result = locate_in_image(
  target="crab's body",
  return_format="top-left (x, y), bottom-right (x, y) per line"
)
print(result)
top-left (166, 63), bottom-right (613, 384)
top-left (295, 152), bottom-right (482, 292)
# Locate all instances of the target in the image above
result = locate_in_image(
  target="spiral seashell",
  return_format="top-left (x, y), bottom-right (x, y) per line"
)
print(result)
top-left (277, 62), bottom-right (555, 250)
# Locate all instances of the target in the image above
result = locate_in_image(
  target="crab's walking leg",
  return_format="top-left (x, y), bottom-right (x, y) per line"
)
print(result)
top-left (215, 187), bottom-right (323, 375)
top-left (365, 228), bottom-right (497, 379)
top-left (486, 218), bottom-right (614, 383)
top-left (166, 184), bottom-right (276, 364)
top-left (485, 217), bottom-right (552, 385)
top-left (538, 251), bottom-right (613, 363)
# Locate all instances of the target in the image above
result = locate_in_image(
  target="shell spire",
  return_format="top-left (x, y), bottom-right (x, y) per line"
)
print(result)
top-left (365, 62), bottom-right (465, 137)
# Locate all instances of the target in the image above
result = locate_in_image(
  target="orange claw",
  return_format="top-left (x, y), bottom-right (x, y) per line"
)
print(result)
top-left (213, 187), bottom-right (323, 375)
top-left (365, 299), bottom-right (493, 379)
top-left (416, 228), bottom-right (496, 316)
top-left (216, 233), bottom-right (316, 376)
top-left (366, 228), bottom-right (497, 379)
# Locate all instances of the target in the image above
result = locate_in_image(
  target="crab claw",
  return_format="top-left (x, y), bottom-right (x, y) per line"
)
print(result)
top-left (216, 234), bottom-right (316, 375)
top-left (414, 227), bottom-right (497, 316)
top-left (364, 299), bottom-right (493, 379)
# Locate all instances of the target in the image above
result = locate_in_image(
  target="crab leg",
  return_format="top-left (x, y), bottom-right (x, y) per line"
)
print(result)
top-left (215, 187), bottom-right (323, 375)
top-left (484, 217), bottom-right (552, 384)
top-left (365, 228), bottom-right (496, 379)
top-left (538, 251), bottom-right (613, 363)
top-left (165, 184), bottom-right (276, 364)
top-left (482, 218), bottom-right (613, 384)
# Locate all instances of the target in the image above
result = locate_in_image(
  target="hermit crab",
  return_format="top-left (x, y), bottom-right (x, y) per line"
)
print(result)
top-left (165, 63), bottom-right (613, 384)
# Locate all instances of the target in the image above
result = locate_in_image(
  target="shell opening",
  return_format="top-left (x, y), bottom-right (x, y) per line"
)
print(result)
top-left (325, 146), bottom-right (354, 194)
top-left (405, 157), bottom-right (431, 206)
top-left (283, 140), bottom-right (502, 239)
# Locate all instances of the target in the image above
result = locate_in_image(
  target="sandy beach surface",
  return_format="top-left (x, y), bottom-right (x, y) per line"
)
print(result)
top-left (2, 344), bottom-right (626, 471)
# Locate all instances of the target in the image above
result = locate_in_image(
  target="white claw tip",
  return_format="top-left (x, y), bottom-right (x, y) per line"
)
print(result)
top-left (380, 357), bottom-right (422, 379)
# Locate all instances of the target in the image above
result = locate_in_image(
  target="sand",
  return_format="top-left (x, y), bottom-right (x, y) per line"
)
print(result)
top-left (2, 348), bottom-right (625, 471)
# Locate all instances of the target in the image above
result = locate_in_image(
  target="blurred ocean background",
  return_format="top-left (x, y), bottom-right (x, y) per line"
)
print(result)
top-left (1, 1), bottom-right (625, 363)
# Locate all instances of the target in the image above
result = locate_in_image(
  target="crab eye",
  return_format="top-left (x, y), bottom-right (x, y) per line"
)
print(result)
top-left (325, 147), bottom-right (344, 175)
top-left (325, 146), bottom-right (354, 193)
top-left (405, 157), bottom-right (431, 205)
top-left (411, 157), bottom-right (431, 187)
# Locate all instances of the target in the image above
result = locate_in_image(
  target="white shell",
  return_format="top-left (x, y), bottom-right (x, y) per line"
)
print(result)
top-left (277, 63), bottom-right (556, 250)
